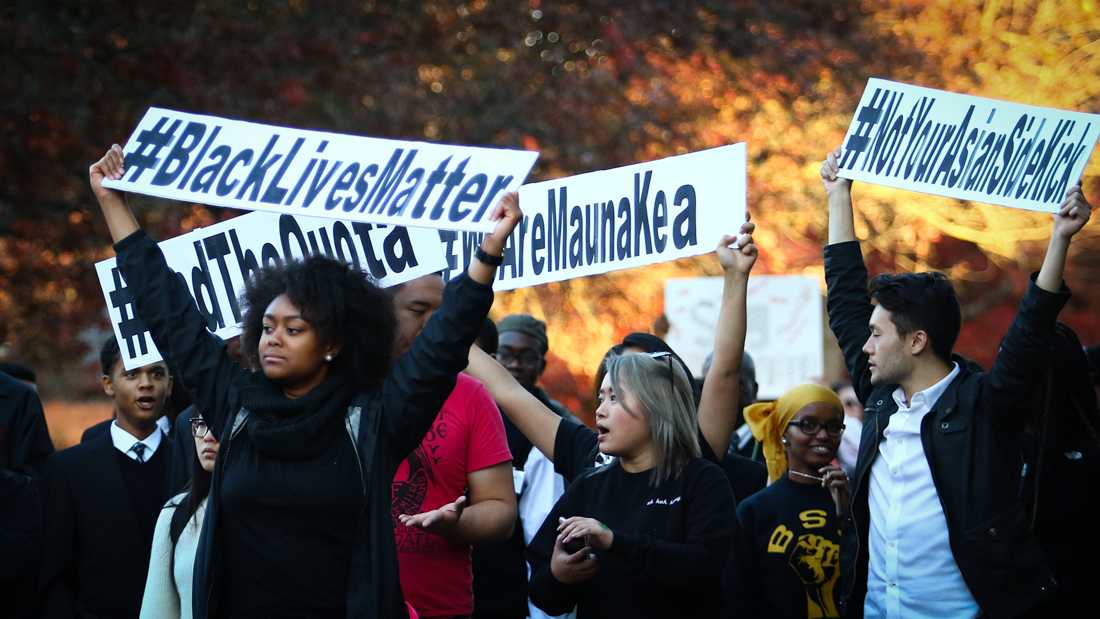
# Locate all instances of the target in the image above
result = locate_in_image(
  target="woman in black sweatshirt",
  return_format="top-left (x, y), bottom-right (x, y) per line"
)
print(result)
top-left (89, 144), bottom-right (520, 619)
top-left (729, 384), bottom-right (852, 619)
top-left (469, 346), bottom-right (736, 618)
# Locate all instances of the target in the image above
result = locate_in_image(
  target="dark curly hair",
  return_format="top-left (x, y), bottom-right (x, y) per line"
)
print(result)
top-left (869, 271), bottom-right (961, 364)
top-left (240, 254), bottom-right (396, 390)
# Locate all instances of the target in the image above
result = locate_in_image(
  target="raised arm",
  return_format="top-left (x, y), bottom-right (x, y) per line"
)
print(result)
top-left (465, 344), bottom-right (562, 460)
top-left (821, 147), bottom-right (875, 401)
top-left (822, 147), bottom-right (856, 245)
top-left (91, 146), bottom-right (245, 439)
top-left (697, 221), bottom-right (756, 458)
top-left (983, 184), bottom-right (1090, 419)
top-left (380, 194), bottom-right (521, 459)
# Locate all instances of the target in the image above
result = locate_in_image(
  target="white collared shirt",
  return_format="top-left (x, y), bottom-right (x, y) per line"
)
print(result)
top-left (110, 416), bottom-right (170, 462)
top-left (865, 363), bottom-right (979, 618)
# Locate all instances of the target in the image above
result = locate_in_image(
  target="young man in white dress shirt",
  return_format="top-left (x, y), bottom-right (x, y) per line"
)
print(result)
top-left (820, 147), bottom-right (1092, 618)
top-left (39, 337), bottom-right (175, 618)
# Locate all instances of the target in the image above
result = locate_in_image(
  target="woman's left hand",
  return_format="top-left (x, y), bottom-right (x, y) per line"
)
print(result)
top-left (557, 516), bottom-right (614, 551)
top-left (819, 465), bottom-right (851, 517)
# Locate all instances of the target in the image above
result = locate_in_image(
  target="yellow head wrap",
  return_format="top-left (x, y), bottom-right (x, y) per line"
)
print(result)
top-left (743, 384), bottom-right (843, 484)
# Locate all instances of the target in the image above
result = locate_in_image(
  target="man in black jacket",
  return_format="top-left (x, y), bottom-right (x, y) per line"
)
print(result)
top-left (820, 147), bottom-right (1092, 618)
top-left (39, 337), bottom-right (175, 618)
top-left (1, 369), bottom-right (54, 619)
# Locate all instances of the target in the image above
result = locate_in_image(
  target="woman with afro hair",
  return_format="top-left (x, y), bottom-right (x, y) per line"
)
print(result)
top-left (89, 143), bottom-right (521, 619)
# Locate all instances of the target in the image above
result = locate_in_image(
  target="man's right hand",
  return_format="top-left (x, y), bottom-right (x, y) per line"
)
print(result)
top-left (820, 147), bottom-right (852, 196)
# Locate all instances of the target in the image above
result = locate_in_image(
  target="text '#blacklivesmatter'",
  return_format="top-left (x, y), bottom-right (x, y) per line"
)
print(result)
top-left (841, 86), bottom-right (1092, 205)
top-left (122, 116), bottom-right (514, 224)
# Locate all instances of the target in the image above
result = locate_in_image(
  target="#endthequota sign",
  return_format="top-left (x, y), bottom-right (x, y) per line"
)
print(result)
top-left (96, 211), bottom-right (448, 370)
top-left (838, 78), bottom-right (1100, 212)
top-left (440, 144), bottom-right (747, 289)
top-left (101, 107), bottom-right (539, 233)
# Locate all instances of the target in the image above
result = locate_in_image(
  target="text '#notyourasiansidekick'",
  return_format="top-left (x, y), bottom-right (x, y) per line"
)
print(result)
top-left (841, 85), bottom-right (1093, 207)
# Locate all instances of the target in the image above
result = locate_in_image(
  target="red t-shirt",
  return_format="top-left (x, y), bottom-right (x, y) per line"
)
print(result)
top-left (391, 374), bottom-right (513, 617)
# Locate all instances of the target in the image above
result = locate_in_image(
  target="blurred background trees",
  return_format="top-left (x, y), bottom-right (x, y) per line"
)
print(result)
top-left (2, 0), bottom-right (1098, 435)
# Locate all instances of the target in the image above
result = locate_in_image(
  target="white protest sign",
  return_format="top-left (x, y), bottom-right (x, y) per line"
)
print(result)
top-left (102, 107), bottom-right (539, 232)
top-left (440, 144), bottom-right (746, 289)
top-left (838, 78), bottom-right (1100, 213)
top-left (665, 275), bottom-right (824, 400)
top-left (97, 211), bottom-right (448, 369)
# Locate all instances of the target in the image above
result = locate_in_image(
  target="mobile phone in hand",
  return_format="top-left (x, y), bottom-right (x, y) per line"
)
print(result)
top-left (562, 534), bottom-right (589, 555)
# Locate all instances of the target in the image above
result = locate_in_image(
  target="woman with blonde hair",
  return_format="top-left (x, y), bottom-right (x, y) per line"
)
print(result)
top-left (728, 384), bottom-right (852, 618)
top-left (468, 347), bottom-right (735, 618)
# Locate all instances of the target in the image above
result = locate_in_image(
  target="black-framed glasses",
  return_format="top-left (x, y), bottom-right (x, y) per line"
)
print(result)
top-left (190, 417), bottom-right (210, 439)
top-left (787, 418), bottom-right (845, 437)
top-left (649, 351), bottom-right (675, 392)
top-left (495, 348), bottom-right (541, 367)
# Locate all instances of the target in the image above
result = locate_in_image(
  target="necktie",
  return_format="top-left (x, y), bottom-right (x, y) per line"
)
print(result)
top-left (131, 443), bottom-right (147, 463)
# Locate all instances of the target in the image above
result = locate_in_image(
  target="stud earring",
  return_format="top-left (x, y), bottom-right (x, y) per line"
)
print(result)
top-left (325, 354), bottom-right (333, 362)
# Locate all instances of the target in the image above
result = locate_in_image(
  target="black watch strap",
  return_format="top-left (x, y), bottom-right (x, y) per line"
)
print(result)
top-left (476, 247), bottom-right (503, 266)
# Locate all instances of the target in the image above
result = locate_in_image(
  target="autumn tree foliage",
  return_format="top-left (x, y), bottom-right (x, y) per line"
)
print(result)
top-left (2, 1), bottom-right (1097, 415)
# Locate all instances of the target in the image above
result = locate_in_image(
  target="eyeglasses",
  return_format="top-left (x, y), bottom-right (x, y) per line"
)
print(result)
top-left (649, 351), bottom-right (675, 392)
top-left (787, 418), bottom-right (845, 437)
top-left (190, 418), bottom-right (210, 439)
top-left (495, 348), bottom-right (541, 367)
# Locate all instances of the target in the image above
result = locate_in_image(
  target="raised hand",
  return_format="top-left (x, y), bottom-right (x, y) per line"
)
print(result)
top-left (89, 144), bottom-right (126, 203)
top-left (716, 216), bottom-right (758, 276)
top-left (819, 147), bottom-right (851, 195)
top-left (1052, 182), bottom-right (1093, 240)
top-left (482, 191), bottom-right (522, 256)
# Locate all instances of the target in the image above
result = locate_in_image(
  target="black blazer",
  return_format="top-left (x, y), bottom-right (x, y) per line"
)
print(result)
top-left (1, 372), bottom-right (53, 619)
top-left (82, 415), bottom-right (191, 494)
top-left (39, 434), bottom-right (172, 618)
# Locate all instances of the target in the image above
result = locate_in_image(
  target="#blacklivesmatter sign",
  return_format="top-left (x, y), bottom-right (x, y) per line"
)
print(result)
top-left (440, 144), bottom-right (747, 289)
top-left (838, 78), bottom-right (1100, 212)
top-left (102, 108), bottom-right (539, 232)
top-left (97, 211), bottom-right (448, 370)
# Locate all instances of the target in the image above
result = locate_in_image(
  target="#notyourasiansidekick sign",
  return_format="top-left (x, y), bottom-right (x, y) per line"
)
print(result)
top-left (97, 211), bottom-right (448, 370)
top-left (101, 107), bottom-right (539, 233)
top-left (838, 78), bottom-right (1100, 212)
top-left (440, 143), bottom-right (747, 289)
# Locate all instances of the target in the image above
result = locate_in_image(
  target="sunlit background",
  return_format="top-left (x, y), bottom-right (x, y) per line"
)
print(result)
top-left (2, 0), bottom-right (1098, 447)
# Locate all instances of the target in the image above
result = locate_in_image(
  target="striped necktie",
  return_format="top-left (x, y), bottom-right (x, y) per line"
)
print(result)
top-left (131, 443), bottom-right (147, 463)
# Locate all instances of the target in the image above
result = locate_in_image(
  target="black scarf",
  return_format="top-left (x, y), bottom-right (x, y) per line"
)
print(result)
top-left (239, 369), bottom-right (357, 459)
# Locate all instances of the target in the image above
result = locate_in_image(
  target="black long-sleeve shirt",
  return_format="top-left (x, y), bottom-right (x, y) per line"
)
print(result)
top-left (527, 457), bottom-right (734, 619)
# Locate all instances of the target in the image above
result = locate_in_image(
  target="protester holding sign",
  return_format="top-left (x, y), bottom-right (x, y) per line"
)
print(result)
top-left (468, 222), bottom-right (757, 489)
top-left (88, 143), bottom-right (521, 619)
top-left (821, 147), bottom-right (1092, 618)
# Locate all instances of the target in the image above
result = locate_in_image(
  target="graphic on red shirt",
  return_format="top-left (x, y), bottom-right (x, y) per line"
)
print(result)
top-left (390, 374), bottom-right (512, 616)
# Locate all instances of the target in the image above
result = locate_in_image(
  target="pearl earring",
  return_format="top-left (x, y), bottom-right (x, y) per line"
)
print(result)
top-left (325, 354), bottom-right (333, 362)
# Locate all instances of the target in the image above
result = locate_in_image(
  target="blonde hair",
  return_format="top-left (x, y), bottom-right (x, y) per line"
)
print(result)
top-left (606, 352), bottom-right (700, 485)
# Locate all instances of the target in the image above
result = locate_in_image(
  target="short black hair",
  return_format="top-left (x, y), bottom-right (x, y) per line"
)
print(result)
top-left (100, 336), bottom-right (121, 377)
top-left (869, 271), bottom-right (961, 364)
top-left (477, 318), bottom-right (499, 355)
top-left (0, 362), bottom-right (36, 383)
top-left (240, 254), bottom-right (396, 390)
